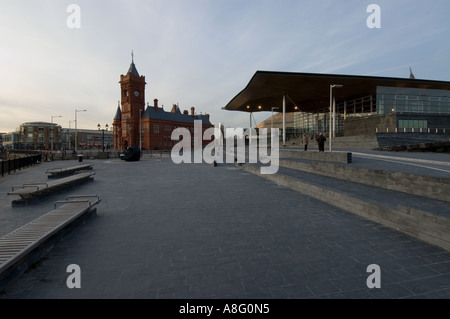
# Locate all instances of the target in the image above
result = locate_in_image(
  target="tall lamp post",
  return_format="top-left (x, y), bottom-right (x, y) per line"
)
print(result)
top-left (51, 115), bottom-right (62, 152)
top-left (97, 123), bottom-right (109, 152)
top-left (75, 109), bottom-right (87, 153)
top-left (271, 107), bottom-right (279, 132)
top-left (329, 84), bottom-right (343, 152)
top-left (68, 120), bottom-right (75, 151)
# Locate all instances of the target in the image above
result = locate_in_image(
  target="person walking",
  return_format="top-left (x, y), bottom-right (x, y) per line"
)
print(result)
top-left (316, 132), bottom-right (326, 152)
top-left (302, 133), bottom-right (308, 151)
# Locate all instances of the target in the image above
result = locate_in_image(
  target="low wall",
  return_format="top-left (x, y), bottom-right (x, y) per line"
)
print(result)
top-left (376, 132), bottom-right (450, 149)
top-left (344, 113), bottom-right (396, 136)
top-left (280, 150), bottom-right (352, 164)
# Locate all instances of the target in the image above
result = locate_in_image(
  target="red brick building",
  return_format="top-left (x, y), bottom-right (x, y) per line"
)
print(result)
top-left (113, 56), bottom-right (213, 151)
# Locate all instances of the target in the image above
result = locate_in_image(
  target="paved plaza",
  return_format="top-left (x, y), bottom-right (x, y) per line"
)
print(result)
top-left (0, 151), bottom-right (450, 299)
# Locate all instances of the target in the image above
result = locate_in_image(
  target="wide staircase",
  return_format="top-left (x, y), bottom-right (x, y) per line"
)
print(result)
top-left (237, 149), bottom-right (450, 252)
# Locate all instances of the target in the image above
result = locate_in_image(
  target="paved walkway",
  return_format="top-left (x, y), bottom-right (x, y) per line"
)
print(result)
top-left (0, 152), bottom-right (450, 299)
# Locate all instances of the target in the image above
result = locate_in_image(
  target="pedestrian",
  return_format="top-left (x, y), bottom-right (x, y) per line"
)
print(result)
top-left (316, 132), bottom-right (326, 152)
top-left (302, 133), bottom-right (308, 151)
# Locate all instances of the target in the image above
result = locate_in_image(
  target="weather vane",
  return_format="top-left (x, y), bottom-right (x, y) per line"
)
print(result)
top-left (131, 50), bottom-right (134, 63)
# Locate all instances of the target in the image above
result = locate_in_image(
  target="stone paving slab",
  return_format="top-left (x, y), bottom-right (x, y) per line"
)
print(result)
top-left (0, 158), bottom-right (449, 299)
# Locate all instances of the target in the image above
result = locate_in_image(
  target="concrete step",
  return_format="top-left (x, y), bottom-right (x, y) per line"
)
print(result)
top-left (278, 157), bottom-right (450, 203)
top-left (240, 162), bottom-right (450, 252)
top-left (285, 135), bottom-right (380, 150)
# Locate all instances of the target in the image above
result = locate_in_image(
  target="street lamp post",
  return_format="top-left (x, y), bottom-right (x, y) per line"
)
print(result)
top-left (97, 123), bottom-right (109, 152)
top-left (271, 107), bottom-right (279, 132)
top-left (68, 120), bottom-right (75, 151)
top-left (329, 84), bottom-right (343, 152)
top-left (75, 109), bottom-right (87, 153)
top-left (51, 115), bottom-right (62, 152)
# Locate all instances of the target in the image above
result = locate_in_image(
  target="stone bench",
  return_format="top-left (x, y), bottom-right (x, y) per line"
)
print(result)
top-left (7, 172), bottom-right (95, 206)
top-left (46, 163), bottom-right (93, 178)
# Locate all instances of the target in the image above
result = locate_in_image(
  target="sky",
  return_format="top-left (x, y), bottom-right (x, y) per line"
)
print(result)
top-left (1, 0), bottom-right (449, 133)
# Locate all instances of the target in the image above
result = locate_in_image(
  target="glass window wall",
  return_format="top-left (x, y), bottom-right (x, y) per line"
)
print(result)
top-left (377, 86), bottom-right (450, 115)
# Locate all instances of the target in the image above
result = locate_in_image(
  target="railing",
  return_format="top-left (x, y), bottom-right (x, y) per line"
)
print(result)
top-left (0, 154), bottom-right (42, 177)
top-left (376, 127), bottom-right (449, 133)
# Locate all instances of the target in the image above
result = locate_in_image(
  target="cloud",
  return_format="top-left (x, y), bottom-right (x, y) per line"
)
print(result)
top-left (0, 0), bottom-right (449, 132)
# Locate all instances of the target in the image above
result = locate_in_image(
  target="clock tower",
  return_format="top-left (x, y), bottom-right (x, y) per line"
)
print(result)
top-left (117, 52), bottom-right (146, 149)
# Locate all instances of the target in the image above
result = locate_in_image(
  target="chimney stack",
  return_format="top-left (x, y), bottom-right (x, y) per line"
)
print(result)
top-left (183, 110), bottom-right (188, 115)
top-left (191, 107), bottom-right (195, 117)
top-left (172, 104), bottom-right (177, 113)
top-left (154, 99), bottom-right (159, 111)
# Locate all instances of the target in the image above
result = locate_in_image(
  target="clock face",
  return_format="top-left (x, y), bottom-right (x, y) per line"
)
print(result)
top-left (134, 91), bottom-right (139, 96)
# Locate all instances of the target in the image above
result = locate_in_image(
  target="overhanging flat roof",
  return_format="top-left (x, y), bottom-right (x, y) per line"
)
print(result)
top-left (223, 71), bottom-right (450, 113)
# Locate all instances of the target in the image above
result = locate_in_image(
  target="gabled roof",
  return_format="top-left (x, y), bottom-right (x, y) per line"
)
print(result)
top-left (223, 70), bottom-right (450, 113)
top-left (143, 105), bottom-right (211, 125)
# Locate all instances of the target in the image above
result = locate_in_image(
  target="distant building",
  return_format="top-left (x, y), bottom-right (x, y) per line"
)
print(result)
top-left (256, 112), bottom-right (295, 129)
top-left (113, 56), bottom-right (213, 150)
top-left (61, 128), bottom-right (114, 151)
top-left (2, 132), bottom-right (20, 150)
top-left (2, 123), bottom-right (113, 151)
top-left (15, 121), bottom-right (62, 150)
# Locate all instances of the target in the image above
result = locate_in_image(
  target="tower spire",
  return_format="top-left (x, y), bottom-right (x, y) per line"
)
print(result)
top-left (409, 67), bottom-right (416, 79)
top-left (114, 100), bottom-right (122, 120)
top-left (127, 51), bottom-right (140, 77)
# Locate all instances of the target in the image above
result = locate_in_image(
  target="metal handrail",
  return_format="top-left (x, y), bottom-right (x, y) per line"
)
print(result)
top-left (11, 183), bottom-right (48, 191)
top-left (54, 195), bottom-right (101, 209)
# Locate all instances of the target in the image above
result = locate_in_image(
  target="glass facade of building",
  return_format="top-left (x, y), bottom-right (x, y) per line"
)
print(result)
top-left (377, 86), bottom-right (450, 115)
top-left (398, 119), bottom-right (428, 129)
top-left (293, 112), bottom-right (332, 135)
top-left (282, 85), bottom-right (450, 137)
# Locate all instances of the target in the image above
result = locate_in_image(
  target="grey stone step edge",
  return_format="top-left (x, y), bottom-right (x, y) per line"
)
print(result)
top-left (279, 158), bottom-right (450, 203)
top-left (239, 163), bottom-right (450, 253)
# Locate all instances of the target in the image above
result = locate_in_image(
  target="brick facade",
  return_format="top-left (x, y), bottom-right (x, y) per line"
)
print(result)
top-left (113, 59), bottom-right (213, 151)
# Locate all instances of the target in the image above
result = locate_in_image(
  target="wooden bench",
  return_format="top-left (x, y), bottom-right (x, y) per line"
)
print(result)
top-left (7, 172), bottom-right (95, 206)
top-left (0, 195), bottom-right (101, 292)
top-left (46, 163), bottom-right (93, 178)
